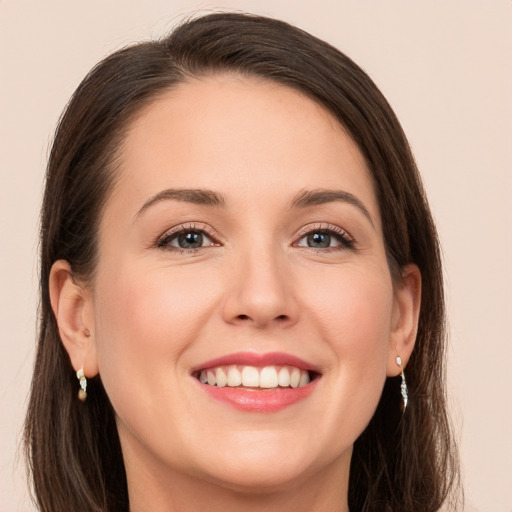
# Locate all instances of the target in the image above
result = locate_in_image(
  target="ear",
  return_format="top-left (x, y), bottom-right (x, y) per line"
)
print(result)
top-left (49, 260), bottom-right (99, 378)
top-left (386, 263), bottom-right (422, 376)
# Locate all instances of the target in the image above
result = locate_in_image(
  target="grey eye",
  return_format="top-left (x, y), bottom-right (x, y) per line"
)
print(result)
top-left (160, 229), bottom-right (215, 250)
top-left (307, 232), bottom-right (331, 248)
top-left (297, 231), bottom-right (343, 249)
top-left (176, 231), bottom-right (204, 249)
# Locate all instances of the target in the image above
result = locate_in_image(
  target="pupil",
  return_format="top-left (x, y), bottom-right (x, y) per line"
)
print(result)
top-left (308, 232), bottom-right (330, 248)
top-left (179, 231), bottom-right (202, 248)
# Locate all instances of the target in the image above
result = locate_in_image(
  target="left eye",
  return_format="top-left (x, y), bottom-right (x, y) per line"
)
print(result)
top-left (160, 230), bottom-right (215, 250)
top-left (296, 229), bottom-right (352, 249)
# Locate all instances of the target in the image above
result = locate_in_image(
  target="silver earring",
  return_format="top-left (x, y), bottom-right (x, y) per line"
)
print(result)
top-left (396, 356), bottom-right (408, 410)
top-left (76, 367), bottom-right (87, 401)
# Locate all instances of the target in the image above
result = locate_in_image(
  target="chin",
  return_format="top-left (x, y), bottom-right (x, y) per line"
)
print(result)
top-left (188, 436), bottom-right (349, 494)
top-left (199, 458), bottom-right (315, 494)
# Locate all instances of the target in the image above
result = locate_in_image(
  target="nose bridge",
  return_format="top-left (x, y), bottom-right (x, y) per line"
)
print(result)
top-left (223, 238), bottom-right (297, 328)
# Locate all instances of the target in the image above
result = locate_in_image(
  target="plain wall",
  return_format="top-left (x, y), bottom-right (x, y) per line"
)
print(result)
top-left (1, 1), bottom-right (511, 511)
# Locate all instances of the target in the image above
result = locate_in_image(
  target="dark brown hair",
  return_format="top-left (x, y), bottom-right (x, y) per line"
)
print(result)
top-left (25, 12), bottom-right (460, 512)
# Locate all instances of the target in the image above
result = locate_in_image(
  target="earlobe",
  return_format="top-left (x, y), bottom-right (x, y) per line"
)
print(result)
top-left (387, 263), bottom-right (422, 376)
top-left (49, 260), bottom-right (99, 378)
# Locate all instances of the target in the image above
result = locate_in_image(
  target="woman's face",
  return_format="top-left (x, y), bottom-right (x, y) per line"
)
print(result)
top-left (84, 75), bottom-right (412, 494)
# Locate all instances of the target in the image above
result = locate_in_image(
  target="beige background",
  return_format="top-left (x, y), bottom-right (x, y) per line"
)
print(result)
top-left (1, 1), bottom-right (511, 511)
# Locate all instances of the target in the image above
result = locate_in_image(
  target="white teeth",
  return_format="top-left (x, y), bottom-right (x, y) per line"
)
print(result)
top-left (290, 367), bottom-right (301, 388)
top-left (227, 366), bottom-right (242, 387)
top-left (216, 367), bottom-right (227, 387)
top-left (207, 370), bottom-right (216, 386)
top-left (299, 371), bottom-right (310, 387)
top-left (199, 364), bottom-right (313, 389)
top-left (260, 366), bottom-right (279, 388)
top-left (242, 366), bottom-right (260, 387)
top-left (278, 366), bottom-right (291, 387)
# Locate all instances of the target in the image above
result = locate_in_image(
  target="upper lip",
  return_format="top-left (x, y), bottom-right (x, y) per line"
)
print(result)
top-left (191, 351), bottom-right (321, 373)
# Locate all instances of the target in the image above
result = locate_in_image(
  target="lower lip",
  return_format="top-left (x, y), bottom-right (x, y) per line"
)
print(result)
top-left (197, 379), bottom-right (318, 412)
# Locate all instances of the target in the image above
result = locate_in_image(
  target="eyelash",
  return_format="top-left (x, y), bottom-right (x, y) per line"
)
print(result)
top-left (156, 223), bottom-right (220, 253)
top-left (156, 223), bottom-right (356, 253)
top-left (294, 224), bottom-right (356, 252)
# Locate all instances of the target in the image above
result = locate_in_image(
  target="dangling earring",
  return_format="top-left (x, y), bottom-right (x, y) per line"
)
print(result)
top-left (76, 367), bottom-right (87, 401)
top-left (395, 356), bottom-right (408, 410)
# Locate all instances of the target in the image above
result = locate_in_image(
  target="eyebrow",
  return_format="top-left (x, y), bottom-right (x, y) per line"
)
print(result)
top-left (134, 187), bottom-right (374, 227)
top-left (291, 189), bottom-right (374, 227)
top-left (134, 188), bottom-right (225, 220)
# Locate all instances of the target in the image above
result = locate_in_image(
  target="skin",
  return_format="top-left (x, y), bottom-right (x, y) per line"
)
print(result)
top-left (50, 74), bottom-right (421, 512)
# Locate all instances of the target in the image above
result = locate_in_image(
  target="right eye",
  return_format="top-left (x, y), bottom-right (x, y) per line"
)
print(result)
top-left (157, 225), bottom-right (219, 252)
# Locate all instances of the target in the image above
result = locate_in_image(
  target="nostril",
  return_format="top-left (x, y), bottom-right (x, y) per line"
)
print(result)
top-left (237, 314), bottom-right (288, 321)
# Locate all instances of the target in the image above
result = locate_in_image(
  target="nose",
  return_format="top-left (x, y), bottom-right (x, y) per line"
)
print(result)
top-left (222, 248), bottom-right (299, 329)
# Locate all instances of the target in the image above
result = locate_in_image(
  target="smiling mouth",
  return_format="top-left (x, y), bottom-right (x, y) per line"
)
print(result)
top-left (194, 365), bottom-right (318, 390)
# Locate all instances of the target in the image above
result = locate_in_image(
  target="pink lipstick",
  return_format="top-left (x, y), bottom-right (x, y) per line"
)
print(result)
top-left (192, 351), bottom-right (320, 412)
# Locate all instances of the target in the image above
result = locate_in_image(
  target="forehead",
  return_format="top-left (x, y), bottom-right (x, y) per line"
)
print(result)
top-left (109, 74), bottom-right (379, 222)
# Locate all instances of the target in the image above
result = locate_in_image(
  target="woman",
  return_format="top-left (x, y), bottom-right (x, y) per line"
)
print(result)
top-left (24, 12), bottom-right (460, 512)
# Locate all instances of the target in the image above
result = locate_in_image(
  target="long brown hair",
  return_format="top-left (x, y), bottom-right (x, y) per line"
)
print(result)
top-left (25, 12), bottom-right (460, 512)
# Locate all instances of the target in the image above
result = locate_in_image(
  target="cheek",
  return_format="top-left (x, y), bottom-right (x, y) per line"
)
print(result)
top-left (302, 263), bottom-right (393, 403)
top-left (306, 265), bottom-right (393, 354)
top-left (91, 261), bottom-right (219, 409)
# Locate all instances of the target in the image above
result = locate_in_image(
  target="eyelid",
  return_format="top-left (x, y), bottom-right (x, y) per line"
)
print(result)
top-left (156, 222), bottom-right (221, 249)
top-left (295, 223), bottom-right (353, 240)
top-left (293, 223), bottom-right (356, 250)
